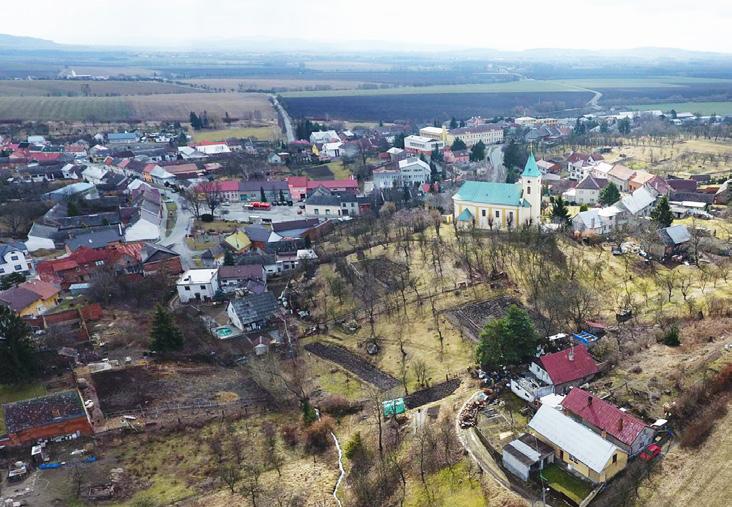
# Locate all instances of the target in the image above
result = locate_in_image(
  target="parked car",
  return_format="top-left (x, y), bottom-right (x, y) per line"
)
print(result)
top-left (639, 444), bottom-right (662, 461)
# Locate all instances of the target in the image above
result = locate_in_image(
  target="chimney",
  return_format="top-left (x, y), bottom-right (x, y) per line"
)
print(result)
top-left (588, 395), bottom-right (593, 406)
top-left (568, 346), bottom-right (575, 361)
top-left (618, 418), bottom-right (624, 431)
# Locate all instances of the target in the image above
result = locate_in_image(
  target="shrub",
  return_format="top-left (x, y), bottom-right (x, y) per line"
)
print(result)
top-left (200, 213), bottom-right (214, 222)
top-left (344, 431), bottom-right (365, 461)
top-left (663, 325), bottom-right (681, 347)
top-left (301, 398), bottom-right (318, 425)
top-left (280, 424), bottom-right (300, 447)
top-left (680, 397), bottom-right (729, 448)
top-left (320, 395), bottom-right (361, 418)
top-left (304, 416), bottom-right (335, 453)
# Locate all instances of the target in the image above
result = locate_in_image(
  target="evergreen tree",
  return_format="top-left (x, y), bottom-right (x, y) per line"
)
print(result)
top-left (574, 117), bottom-right (586, 136)
top-left (618, 117), bottom-right (632, 135)
top-left (150, 305), bottom-right (184, 352)
top-left (0, 272), bottom-right (26, 290)
top-left (67, 200), bottom-right (80, 217)
top-left (670, 109), bottom-right (678, 119)
top-left (469, 140), bottom-right (486, 162)
top-left (651, 196), bottom-right (673, 228)
top-left (476, 305), bottom-right (539, 370)
top-left (189, 111), bottom-right (202, 130)
top-left (451, 138), bottom-right (467, 151)
top-left (223, 250), bottom-right (235, 266)
top-left (449, 117), bottom-right (458, 129)
top-left (279, 189), bottom-right (285, 203)
top-left (393, 133), bottom-right (406, 149)
top-left (260, 187), bottom-right (267, 203)
top-left (0, 305), bottom-right (38, 383)
top-left (551, 196), bottom-right (571, 225)
top-left (431, 145), bottom-right (443, 162)
top-left (433, 119), bottom-right (439, 128)
top-left (502, 140), bottom-right (528, 170)
top-left (505, 166), bottom-right (520, 184)
top-left (599, 182), bottom-right (621, 206)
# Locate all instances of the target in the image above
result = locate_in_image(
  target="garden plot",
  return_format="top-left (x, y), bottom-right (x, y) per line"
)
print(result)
top-left (91, 363), bottom-right (269, 416)
top-left (349, 257), bottom-right (410, 293)
top-left (404, 378), bottom-right (461, 410)
top-left (445, 296), bottom-right (544, 342)
top-left (304, 342), bottom-right (400, 390)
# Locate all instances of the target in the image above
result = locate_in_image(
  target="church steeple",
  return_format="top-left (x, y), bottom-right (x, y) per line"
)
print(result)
top-left (522, 151), bottom-right (542, 178)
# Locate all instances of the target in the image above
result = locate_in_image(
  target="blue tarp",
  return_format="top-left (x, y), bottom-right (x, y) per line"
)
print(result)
top-left (572, 331), bottom-right (598, 345)
top-left (39, 463), bottom-right (62, 469)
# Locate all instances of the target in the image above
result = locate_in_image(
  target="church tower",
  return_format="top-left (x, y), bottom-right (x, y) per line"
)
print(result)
top-left (520, 152), bottom-right (542, 225)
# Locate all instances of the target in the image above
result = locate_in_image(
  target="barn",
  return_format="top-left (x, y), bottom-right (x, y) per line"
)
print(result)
top-left (2, 390), bottom-right (92, 446)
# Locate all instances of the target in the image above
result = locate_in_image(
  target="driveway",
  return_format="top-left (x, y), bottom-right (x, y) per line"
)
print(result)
top-left (456, 391), bottom-right (547, 506)
top-left (159, 190), bottom-right (196, 269)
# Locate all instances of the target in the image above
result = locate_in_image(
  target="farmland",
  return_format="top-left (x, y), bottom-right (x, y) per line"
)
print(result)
top-left (0, 92), bottom-right (276, 122)
top-left (192, 125), bottom-right (281, 142)
top-left (183, 78), bottom-right (373, 92)
top-left (282, 91), bottom-right (593, 122)
top-left (626, 101), bottom-right (732, 115)
top-left (0, 79), bottom-right (199, 96)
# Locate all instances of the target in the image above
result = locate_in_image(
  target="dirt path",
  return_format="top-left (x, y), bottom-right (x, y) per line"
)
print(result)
top-left (455, 391), bottom-right (546, 507)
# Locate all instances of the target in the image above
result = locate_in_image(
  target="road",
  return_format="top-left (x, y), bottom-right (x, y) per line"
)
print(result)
top-left (272, 94), bottom-right (295, 142)
top-left (455, 391), bottom-right (547, 506)
top-left (158, 190), bottom-right (196, 269)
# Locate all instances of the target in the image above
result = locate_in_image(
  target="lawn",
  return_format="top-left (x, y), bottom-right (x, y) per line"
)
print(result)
top-left (0, 382), bottom-right (48, 433)
top-left (192, 125), bottom-right (281, 142)
top-left (405, 460), bottom-right (487, 507)
top-left (325, 161), bottom-right (352, 180)
top-left (541, 464), bottom-right (594, 504)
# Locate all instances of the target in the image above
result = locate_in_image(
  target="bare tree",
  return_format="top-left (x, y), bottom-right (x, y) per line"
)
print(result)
top-left (413, 359), bottom-right (429, 389)
top-left (182, 186), bottom-right (204, 219)
top-left (199, 180), bottom-right (224, 216)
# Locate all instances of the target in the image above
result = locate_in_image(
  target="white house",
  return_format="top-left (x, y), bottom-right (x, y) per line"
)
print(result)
top-left (563, 175), bottom-right (609, 205)
top-left (0, 242), bottom-right (32, 277)
top-left (398, 157), bottom-right (431, 187)
top-left (193, 142), bottom-right (231, 155)
top-left (321, 142), bottom-right (343, 158)
top-left (309, 130), bottom-right (340, 144)
top-left (176, 268), bottom-right (220, 303)
top-left (81, 165), bottom-right (109, 185)
top-left (404, 135), bottom-right (443, 156)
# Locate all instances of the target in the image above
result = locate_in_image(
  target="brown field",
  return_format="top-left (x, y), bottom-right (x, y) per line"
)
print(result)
top-left (183, 78), bottom-right (372, 92)
top-left (0, 79), bottom-right (199, 97)
top-left (0, 92), bottom-right (275, 122)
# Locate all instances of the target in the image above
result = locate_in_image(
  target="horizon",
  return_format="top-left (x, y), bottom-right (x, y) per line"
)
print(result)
top-left (3, 0), bottom-right (732, 54)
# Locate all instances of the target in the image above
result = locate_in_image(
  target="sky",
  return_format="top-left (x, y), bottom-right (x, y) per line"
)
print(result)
top-left (5, 0), bottom-right (732, 53)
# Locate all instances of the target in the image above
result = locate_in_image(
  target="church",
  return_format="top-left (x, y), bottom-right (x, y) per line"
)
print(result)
top-left (452, 153), bottom-right (542, 229)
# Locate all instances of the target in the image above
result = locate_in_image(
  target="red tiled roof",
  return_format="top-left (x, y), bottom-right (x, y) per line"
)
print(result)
top-left (561, 388), bottom-right (648, 447)
top-left (537, 345), bottom-right (598, 385)
top-left (80, 303), bottom-right (103, 321)
top-left (29, 152), bottom-right (63, 162)
top-left (287, 176), bottom-right (308, 187)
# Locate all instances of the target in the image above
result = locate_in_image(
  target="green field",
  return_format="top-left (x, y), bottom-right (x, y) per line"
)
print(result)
top-left (280, 77), bottom-right (732, 98)
top-left (0, 92), bottom-right (276, 122)
top-left (626, 101), bottom-right (732, 115)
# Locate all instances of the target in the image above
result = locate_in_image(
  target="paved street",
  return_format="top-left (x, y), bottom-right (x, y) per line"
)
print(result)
top-left (158, 190), bottom-right (196, 269)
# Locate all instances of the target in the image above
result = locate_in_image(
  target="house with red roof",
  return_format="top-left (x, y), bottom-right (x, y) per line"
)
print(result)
top-left (286, 175), bottom-right (359, 201)
top-left (561, 388), bottom-right (654, 456)
top-left (530, 345), bottom-right (599, 394)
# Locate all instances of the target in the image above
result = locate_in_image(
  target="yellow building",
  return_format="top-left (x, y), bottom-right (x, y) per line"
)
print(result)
top-left (0, 280), bottom-right (61, 317)
top-left (528, 405), bottom-right (628, 483)
top-left (452, 154), bottom-right (542, 228)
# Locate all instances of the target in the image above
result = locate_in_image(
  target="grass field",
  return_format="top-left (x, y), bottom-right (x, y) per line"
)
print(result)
top-left (184, 77), bottom-right (372, 92)
top-left (192, 125), bottom-right (281, 142)
top-left (280, 77), bottom-right (732, 98)
top-left (626, 101), bottom-right (732, 115)
top-left (0, 92), bottom-right (275, 122)
top-left (0, 79), bottom-right (199, 96)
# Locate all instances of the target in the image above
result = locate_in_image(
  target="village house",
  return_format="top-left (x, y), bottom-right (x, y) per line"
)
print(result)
top-left (107, 132), bottom-right (139, 144)
top-left (239, 180), bottom-right (292, 203)
top-left (561, 388), bottom-right (655, 456)
top-left (453, 153), bottom-right (542, 229)
top-left (536, 159), bottom-right (561, 175)
top-left (404, 135), bottom-right (444, 156)
top-left (176, 268), bottom-right (220, 303)
top-left (512, 344), bottom-right (599, 401)
top-left (628, 170), bottom-right (655, 192)
top-left (0, 279), bottom-right (61, 317)
top-left (502, 433), bottom-right (555, 481)
top-left (571, 208), bottom-right (618, 237)
top-left (193, 141), bottom-right (231, 155)
top-left (309, 130), bottom-right (340, 144)
top-left (0, 242), bottom-right (33, 276)
top-left (562, 175), bottom-right (609, 205)
top-left (286, 176), bottom-right (359, 201)
top-left (607, 164), bottom-right (636, 192)
top-left (656, 224), bottom-right (691, 258)
top-left (2, 390), bottom-right (93, 446)
top-left (226, 291), bottom-right (279, 331)
top-left (528, 404), bottom-right (628, 483)
top-left (566, 152), bottom-right (603, 181)
top-left (304, 188), bottom-right (366, 217)
top-left (218, 264), bottom-right (267, 294)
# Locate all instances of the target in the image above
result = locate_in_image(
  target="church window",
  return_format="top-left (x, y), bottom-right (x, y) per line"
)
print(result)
top-left (527, 186), bottom-right (531, 194)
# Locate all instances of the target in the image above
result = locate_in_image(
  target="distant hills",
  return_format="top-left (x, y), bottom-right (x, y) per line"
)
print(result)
top-left (0, 33), bottom-right (62, 50)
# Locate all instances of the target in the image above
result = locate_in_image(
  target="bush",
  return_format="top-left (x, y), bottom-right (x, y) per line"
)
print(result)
top-left (304, 416), bottom-right (335, 453)
top-left (344, 431), bottom-right (365, 462)
top-left (301, 398), bottom-right (318, 425)
top-left (680, 397), bottom-right (729, 448)
top-left (280, 424), bottom-right (300, 447)
top-left (200, 213), bottom-right (214, 222)
top-left (663, 325), bottom-right (681, 347)
top-left (319, 395), bottom-right (361, 418)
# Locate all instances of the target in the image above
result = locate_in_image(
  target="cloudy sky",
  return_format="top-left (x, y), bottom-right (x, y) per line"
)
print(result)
top-left (6, 0), bottom-right (732, 53)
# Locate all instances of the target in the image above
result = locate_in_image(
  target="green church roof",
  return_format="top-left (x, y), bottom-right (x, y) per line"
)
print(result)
top-left (453, 181), bottom-right (523, 207)
top-left (522, 152), bottom-right (542, 178)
